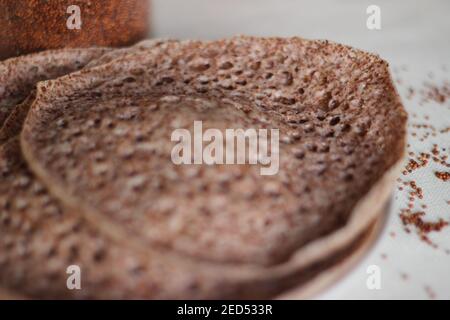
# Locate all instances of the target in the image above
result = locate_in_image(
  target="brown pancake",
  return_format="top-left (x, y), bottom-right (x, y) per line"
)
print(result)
top-left (0, 137), bottom-right (392, 299)
top-left (21, 36), bottom-right (406, 270)
top-left (0, 40), bottom-right (177, 145)
top-left (0, 47), bottom-right (109, 129)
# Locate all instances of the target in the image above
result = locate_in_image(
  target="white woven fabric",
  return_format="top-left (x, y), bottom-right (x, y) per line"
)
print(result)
top-left (152, 0), bottom-right (450, 298)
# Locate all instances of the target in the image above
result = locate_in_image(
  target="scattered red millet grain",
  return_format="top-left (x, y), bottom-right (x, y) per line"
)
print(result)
top-left (435, 171), bottom-right (450, 181)
top-left (424, 285), bottom-right (437, 300)
top-left (402, 153), bottom-right (430, 175)
top-left (406, 87), bottom-right (415, 100)
top-left (400, 210), bottom-right (448, 234)
top-left (408, 181), bottom-right (424, 199)
top-left (441, 127), bottom-right (450, 134)
top-left (400, 272), bottom-right (409, 281)
top-left (419, 81), bottom-right (450, 105)
top-left (431, 144), bottom-right (439, 156)
top-left (394, 66), bottom-right (450, 250)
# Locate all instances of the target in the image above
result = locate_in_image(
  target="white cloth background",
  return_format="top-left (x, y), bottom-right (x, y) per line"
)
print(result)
top-left (151, 0), bottom-right (450, 299)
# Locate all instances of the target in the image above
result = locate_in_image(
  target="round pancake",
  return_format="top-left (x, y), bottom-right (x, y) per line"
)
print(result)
top-left (21, 36), bottom-right (406, 266)
top-left (0, 137), bottom-right (396, 299)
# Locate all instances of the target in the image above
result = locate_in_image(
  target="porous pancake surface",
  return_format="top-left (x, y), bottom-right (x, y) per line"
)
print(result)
top-left (21, 37), bottom-right (407, 267)
top-left (1, 140), bottom-right (372, 300)
top-left (0, 40), bottom-right (167, 145)
top-left (0, 139), bottom-right (156, 298)
top-left (0, 138), bottom-right (238, 299)
top-left (0, 47), bottom-right (109, 128)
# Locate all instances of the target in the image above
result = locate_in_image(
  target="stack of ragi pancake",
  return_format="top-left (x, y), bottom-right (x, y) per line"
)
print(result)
top-left (0, 37), bottom-right (406, 299)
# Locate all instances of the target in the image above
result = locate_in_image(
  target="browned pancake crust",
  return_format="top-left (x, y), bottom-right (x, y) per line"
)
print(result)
top-left (21, 36), bottom-right (407, 266)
